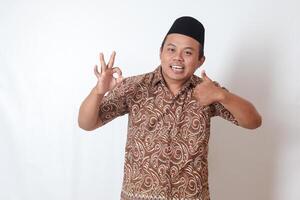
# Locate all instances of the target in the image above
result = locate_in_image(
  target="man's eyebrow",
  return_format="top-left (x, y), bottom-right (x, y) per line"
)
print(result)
top-left (166, 43), bottom-right (176, 47)
top-left (166, 43), bottom-right (195, 51)
top-left (184, 47), bottom-right (195, 51)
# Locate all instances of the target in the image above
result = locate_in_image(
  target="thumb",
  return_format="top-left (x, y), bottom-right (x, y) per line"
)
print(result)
top-left (201, 70), bottom-right (210, 81)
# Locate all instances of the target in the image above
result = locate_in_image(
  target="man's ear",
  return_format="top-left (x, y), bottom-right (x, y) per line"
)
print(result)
top-left (198, 56), bottom-right (206, 67)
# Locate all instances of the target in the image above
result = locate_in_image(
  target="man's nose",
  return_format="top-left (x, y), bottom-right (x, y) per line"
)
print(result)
top-left (173, 51), bottom-right (183, 62)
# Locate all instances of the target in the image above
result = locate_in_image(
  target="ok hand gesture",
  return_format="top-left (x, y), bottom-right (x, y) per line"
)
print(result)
top-left (93, 51), bottom-right (123, 95)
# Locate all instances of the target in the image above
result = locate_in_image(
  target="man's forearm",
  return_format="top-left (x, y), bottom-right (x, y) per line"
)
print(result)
top-left (218, 89), bottom-right (262, 129)
top-left (78, 87), bottom-right (104, 131)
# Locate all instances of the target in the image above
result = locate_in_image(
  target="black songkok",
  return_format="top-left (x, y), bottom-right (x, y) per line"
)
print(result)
top-left (166, 16), bottom-right (205, 48)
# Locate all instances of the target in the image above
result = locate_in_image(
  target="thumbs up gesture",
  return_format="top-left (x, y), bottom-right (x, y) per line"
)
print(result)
top-left (193, 70), bottom-right (224, 106)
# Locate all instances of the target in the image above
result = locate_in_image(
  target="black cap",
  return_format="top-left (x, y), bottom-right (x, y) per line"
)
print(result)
top-left (166, 16), bottom-right (205, 48)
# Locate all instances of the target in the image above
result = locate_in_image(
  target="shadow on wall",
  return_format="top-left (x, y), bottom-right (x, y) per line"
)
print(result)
top-left (209, 35), bottom-right (279, 200)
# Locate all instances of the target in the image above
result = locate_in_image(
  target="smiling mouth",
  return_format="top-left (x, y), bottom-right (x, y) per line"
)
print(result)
top-left (170, 65), bottom-right (184, 73)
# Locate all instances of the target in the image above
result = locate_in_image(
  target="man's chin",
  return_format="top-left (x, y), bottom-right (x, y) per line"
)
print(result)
top-left (168, 76), bottom-right (191, 85)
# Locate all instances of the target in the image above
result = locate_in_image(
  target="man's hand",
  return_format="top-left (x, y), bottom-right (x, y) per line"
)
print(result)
top-left (78, 51), bottom-right (123, 131)
top-left (94, 51), bottom-right (123, 95)
top-left (193, 70), bottom-right (224, 106)
top-left (193, 70), bottom-right (262, 129)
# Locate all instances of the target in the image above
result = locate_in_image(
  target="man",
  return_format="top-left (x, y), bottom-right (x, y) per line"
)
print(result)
top-left (78, 16), bottom-right (262, 200)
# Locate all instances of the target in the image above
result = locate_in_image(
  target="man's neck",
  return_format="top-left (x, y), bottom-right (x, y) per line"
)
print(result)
top-left (160, 68), bottom-right (188, 96)
top-left (165, 80), bottom-right (185, 96)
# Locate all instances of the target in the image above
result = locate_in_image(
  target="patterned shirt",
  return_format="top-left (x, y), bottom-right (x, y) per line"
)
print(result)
top-left (99, 66), bottom-right (238, 200)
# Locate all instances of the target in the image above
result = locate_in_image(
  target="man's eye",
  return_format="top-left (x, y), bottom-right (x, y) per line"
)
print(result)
top-left (167, 48), bottom-right (175, 52)
top-left (185, 51), bottom-right (192, 55)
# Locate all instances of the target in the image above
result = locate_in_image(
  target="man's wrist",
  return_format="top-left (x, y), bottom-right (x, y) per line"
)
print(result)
top-left (217, 88), bottom-right (228, 103)
top-left (91, 87), bottom-right (106, 97)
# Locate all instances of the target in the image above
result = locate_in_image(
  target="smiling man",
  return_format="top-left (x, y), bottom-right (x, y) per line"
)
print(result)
top-left (78, 16), bottom-right (262, 200)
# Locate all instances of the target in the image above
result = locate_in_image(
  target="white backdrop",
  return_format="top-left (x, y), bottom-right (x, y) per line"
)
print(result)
top-left (1, 0), bottom-right (299, 199)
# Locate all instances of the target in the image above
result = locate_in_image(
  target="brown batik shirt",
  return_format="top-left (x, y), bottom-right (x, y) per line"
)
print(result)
top-left (99, 66), bottom-right (239, 200)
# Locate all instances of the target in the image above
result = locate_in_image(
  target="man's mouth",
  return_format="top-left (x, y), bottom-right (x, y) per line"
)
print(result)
top-left (170, 65), bottom-right (184, 73)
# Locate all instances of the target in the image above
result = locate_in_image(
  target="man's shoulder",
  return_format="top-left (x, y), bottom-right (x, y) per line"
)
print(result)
top-left (191, 74), bottom-right (202, 86)
top-left (122, 69), bottom-right (157, 87)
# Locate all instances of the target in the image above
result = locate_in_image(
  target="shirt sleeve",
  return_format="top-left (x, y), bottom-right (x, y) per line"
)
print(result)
top-left (209, 81), bottom-right (239, 126)
top-left (98, 77), bottom-right (134, 126)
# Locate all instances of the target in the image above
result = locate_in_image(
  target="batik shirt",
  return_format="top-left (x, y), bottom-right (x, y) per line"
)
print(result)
top-left (99, 66), bottom-right (238, 200)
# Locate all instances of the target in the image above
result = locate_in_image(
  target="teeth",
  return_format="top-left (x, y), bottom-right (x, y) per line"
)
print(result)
top-left (171, 65), bottom-right (184, 73)
top-left (171, 65), bottom-right (184, 69)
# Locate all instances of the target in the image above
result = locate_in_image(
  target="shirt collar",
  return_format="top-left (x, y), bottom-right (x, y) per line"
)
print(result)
top-left (152, 66), bottom-right (164, 86)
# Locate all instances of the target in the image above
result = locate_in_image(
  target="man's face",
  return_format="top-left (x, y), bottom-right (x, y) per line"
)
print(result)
top-left (160, 33), bottom-right (205, 87)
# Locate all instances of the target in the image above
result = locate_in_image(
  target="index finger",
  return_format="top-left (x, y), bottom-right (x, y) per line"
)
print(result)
top-left (112, 67), bottom-right (122, 77)
top-left (107, 51), bottom-right (116, 68)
